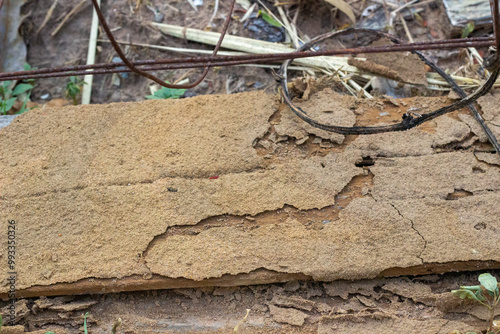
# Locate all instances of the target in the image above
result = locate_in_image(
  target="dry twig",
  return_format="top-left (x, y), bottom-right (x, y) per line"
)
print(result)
top-left (51, 0), bottom-right (88, 37)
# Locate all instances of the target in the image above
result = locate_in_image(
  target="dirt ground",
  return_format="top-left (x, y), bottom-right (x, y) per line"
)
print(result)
top-left (2, 0), bottom-right (500, 333)
top-left (2, 271), bottom-right (500, 334)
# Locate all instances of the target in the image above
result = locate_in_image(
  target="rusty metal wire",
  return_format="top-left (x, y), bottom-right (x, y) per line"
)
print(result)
top-left (88, 0), bottom-right (236, 89)
top-left (1, 0), bottom-right (499, 153)
top-left (0, 37), bottom-right (495, 81)
top-left (0, 1), bottom-right (497, 82)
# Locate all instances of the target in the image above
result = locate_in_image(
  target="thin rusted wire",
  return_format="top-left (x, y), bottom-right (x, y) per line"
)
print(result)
top-left (0, 1), bottom-right (499, 82)
top-left (0, 36), bottom-right (492, 80)
top-left (89, 0), bottom-right (235, 89)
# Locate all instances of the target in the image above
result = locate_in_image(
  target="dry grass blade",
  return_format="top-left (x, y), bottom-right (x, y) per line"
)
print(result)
top-left (186, 0), bottom-right (198, 11)
top-left (35, 0), bottom-right (58, 36)
top-left (233, 309), bottom-right (250, 333)
top-left (210, 0), bottom-right (219, 25)
top-left (151, 22), bottom-right (360, 72)
top-left (240, 2), bottom-right (257, 22)
top-left (81, 0), bottom-right (101, 104)
top-left (275, 0), bottom-right (299, 48)
top-left (322, 0), bottom-right (356, 24)
top-left (98, 39), bottom-right (247, 56)
top-left (51, 0), bottom-right (88, 37)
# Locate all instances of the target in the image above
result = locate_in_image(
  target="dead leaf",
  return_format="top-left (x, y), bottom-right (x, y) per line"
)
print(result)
top-left (322, 0), bottom-right (356, 24)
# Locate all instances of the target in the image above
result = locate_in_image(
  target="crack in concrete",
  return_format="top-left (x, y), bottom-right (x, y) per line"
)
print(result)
top-left (437, 320), bottom-right (450, 333)
top-left (388, 203), bottom-right (427, 264)
top-left (1, 166), bottom-right (270, 201)
top-left (139, 170), bottom-right (370, 272)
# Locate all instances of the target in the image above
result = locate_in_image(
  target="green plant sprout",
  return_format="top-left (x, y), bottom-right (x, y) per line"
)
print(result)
top-left (461, 21), bottom-right (475, 39)
top-left (83, 312), bottom-right (90, 334)
top-left (258, 10), bottom-right (283, 27)
top-left (0, 63), bottom-right (36, 115)
top-left (452, 273), bottom-right (500, 333)
top-left (66, 76), bottom-right (86, 105)
top-left (145, 82), bottom-right (186, 100)
top-left (111, 317), bottom-right (122, 334)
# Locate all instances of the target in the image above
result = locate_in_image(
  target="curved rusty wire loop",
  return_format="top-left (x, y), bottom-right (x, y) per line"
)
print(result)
top-left (89, 0), bottom-right (235, 89)
top-left (279, 28), bottom-right (500, 138)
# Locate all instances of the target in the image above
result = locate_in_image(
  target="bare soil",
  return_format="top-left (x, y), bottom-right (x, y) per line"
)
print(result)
top-left (3, 271), bottom-right (500, 334)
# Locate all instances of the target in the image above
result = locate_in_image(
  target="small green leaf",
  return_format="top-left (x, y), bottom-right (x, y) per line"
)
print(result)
top-left (461, 285), bottom-right (487, 301)
top-left (461, 21), bottom-right (475, 38)
top-left (147, 86), bottom-right (185, 100)
top-left (12, 83), bottom-right (33, 96)
top-left (68, 85), bottom-right (81, 96)
top-left (44, 332), bottom-right (55, 334)
top-left (84, 312), bottom-right (89, 334)
top-left (258, 10), bottom-right (283, 28)
top-left (3, 97), bottom-right (18, 113)
top-left (479, 273), bottom-right (499, 295)
top-left (452, 288), bottom-right (484, 302)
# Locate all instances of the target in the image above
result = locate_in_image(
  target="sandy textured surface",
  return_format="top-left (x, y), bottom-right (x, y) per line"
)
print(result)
top-left (1, 89), bottom-right (499, 299)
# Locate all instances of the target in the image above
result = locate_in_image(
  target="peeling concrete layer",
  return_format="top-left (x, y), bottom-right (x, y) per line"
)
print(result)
top-left (146, 197), bottom-right (422, 281)
top-left (371, 152), bottom-right (500, 200)
top-left (275, 88), bottom-right (356, 144)
top-left (1, 89), bottom-right (499, 297)
top-left (0, 92), bottom-right (275, 198)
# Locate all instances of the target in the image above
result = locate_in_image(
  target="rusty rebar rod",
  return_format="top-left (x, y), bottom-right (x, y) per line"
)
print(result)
top-left (0, 0), bottom-right (499, 82)
top-left (0, 36), bottom-right (493, 80)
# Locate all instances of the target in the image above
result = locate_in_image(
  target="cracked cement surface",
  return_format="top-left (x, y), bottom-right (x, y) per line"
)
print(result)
top-left (274, 88), bottom-right (356, 145)
top-left (1, 88), bottom-right (499, 297)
